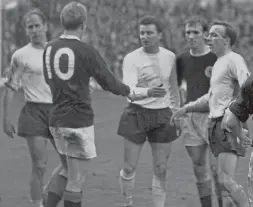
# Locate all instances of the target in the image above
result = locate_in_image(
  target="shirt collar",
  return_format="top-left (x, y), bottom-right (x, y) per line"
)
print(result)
top-left (60, 34), bottom-right (80, 41)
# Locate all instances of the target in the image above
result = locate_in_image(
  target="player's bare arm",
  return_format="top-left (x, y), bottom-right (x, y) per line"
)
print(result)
top-left (3, 54), bottom-right (23, 138)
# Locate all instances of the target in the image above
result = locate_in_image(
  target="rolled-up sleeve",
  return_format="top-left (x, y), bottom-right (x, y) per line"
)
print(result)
top-left (185, 92), bottom-right (209, 113)
top-left (122, 55), bottom-right (149, 100)
top-left (5, 51), bottom-right (24, 91)
top-left (168, 60), bottom-right (180, 110)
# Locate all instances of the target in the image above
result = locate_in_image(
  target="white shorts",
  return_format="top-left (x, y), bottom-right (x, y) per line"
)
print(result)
top-left (181, 112), bottom-right (209, 147)
top-left (49, 125), bottom-right (97, 160)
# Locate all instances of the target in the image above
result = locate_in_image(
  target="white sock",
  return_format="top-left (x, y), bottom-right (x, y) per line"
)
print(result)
top-left (152, 175), bottom-right (167, 207)
top-left (119, 169), bottom-right (136, 206)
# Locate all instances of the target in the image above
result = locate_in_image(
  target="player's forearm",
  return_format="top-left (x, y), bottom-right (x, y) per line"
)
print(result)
top-left (127, 87), bottom-right (149, 101)
top-left (2, 86), bottom-right (15, 120)
top-left (184, 94), bottom-right (209, 113)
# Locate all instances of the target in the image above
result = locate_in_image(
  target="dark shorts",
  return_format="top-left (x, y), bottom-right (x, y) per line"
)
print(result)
top-left (208, 117), bottom-right (246, 157)
top-left (18, 102), bottom-right (53, 139)
top-left (117, 103), bottom-right (178, 144)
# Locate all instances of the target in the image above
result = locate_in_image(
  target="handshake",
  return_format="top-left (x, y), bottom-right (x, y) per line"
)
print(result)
top-left (128, 84), bottom-right (167, 101)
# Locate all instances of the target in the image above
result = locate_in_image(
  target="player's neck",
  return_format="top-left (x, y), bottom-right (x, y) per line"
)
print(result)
top-left (190, 45), bottom-right (210, 56)
top-left (142, 46), bottom-right (160, 54)
top-left (216, 47), bottom-right (232, 58)
top-left (63, 31), bottom-right (81, 40)
top-left (31, 40), bottom-right (47, 49)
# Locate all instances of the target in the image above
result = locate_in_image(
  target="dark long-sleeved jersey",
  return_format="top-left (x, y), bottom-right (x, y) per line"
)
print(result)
top-left (43, 35), bottom-right (130, 128)
top-left (229, 73), bottom-right (253, 123)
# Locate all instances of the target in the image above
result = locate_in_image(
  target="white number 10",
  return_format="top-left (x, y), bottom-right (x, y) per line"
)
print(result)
top-left (45, 46), bottom-right (75, 80)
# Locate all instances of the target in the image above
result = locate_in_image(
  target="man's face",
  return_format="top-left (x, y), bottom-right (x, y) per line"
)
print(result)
top-left (25, 14), bottom-right (47, 45)
top-left (185, 23), bottom-right (206, 49)
top-left (139, 24), bottom-right (161, 49)
top-left (207, 25), bottom-right (229, 55)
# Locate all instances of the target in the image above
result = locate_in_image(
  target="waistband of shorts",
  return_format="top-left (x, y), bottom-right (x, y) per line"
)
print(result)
top-left (25, 101), bottom-right (52, 106)
top-left (210, 116), bottom-right (223, 122)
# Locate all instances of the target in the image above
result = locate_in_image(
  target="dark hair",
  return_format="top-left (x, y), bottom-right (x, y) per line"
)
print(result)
top-left (60, 2), bottom-right (87, 30)
top-left (212, 20), bottom-right (237, 46)
top-left (185, 15), bottom-right (208, 32)
top-left (139, 16), bottom-right (163, 33)
top-left (22, 9), bottom-right (47, 27)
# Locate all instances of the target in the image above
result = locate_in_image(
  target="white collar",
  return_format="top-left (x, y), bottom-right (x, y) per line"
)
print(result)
top-left (60, 34), bottom-right (80, 41)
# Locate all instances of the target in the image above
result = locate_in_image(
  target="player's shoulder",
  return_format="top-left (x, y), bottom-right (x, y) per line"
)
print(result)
top-left (227, 51), bottom-right (246, 65)
top-left (12, 43), bottom-right (31, 59)
top-left (123, 47), bottom-right (142, 63)
top-left (176, 51), bottom-right (191, 60)
top-left (229, 51), bottom-right (244, 60)
top-left (159, 47), bottom-right (176, 58)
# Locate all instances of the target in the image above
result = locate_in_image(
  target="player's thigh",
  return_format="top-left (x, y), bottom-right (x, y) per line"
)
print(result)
top-left (217, 152), bottom-right (238, 179)
top-left (26, 136), bottom-right (48, 167)
top-left (185, 143), bottom-right (208, 166)
top-left (150, 142), bottom-right (172, 178)
top-left (123, 138), bottom-right (144, 174)
top-left (183, 113), bottom-right (208, 147)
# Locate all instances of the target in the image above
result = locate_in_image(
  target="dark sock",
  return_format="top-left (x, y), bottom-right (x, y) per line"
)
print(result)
top-left (196, 180), bottom-right (212, 207)
top-left (200, 195), bottom-right (212, 207)
top-left (64, 200), bottom-right (81, 207)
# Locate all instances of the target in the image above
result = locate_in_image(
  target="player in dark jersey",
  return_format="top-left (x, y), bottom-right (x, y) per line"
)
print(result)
top-left (176, 16), bottom-right (219, 207)
top-left (42, 2), bottom-right (167, 207)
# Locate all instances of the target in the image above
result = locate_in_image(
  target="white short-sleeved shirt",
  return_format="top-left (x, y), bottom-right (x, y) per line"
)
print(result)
top-left (6, 43), bottom-right (52, 103)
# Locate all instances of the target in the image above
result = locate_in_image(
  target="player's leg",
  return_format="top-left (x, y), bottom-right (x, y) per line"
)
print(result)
top-left (119, 138), bottom-right (144, 207)
top-left (26, 136), bottom-right (48, 205)
top-left (148, 119), bottom-right (178, 207)
top-left (44, 139), bottom-right (68, 207)
top-left (209, 119), bottom-right (249, 207)
top-left (186, 144), bottom-right (213, 207)
top-left (117, 105), bottom-right (146, 207)
top-left (50, 126), bottom-right (97, 207)
top-left (247, 151), bottom-right (253, 207)
top-left (217, 152), bottom-right (249, 207)
top-left (17, 103), bottom-right (52, 206)
top-left (184, 113), bottom-right (214, 207)
top-left (209, 148), bottom-right (223, 207)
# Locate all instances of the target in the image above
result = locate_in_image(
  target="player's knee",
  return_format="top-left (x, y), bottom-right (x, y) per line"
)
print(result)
top-left (193, 164), bottom-right (209, 182)
top-left (154, 163), bottom-right (167, 180)
top-left (123, 164), bottom-right (136, 177)
top-left (33, 163), bottom-right (47, 176)
top-left (217, 172), bottom-right (237, 193)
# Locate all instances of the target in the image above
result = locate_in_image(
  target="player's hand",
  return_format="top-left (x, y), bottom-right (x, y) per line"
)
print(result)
top-left (221, 108), bottom-right (241, 135)
top-left (3, 118), bottom-right (16, 138)
top-left (238, 128), bottom-right (251, 148)
top-left (170, 107), bottom-right (187, 126)
top-left (0, 77), bottom-right (7, 87)
top-left (147, 86), bottom-right (166, 97)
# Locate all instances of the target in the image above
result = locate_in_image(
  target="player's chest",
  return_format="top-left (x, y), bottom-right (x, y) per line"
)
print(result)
top-left (210, 61), bottom-right (231, 85)
top-left (135, 56), bottom-right (173, 80)
top-left (22, 51), bottom-right (44, 76)
top-left (182, 58), bottom-right (214, 80)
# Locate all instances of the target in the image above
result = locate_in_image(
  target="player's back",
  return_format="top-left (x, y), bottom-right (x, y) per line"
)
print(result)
top-left (43, 36), bottom-right (95, 128)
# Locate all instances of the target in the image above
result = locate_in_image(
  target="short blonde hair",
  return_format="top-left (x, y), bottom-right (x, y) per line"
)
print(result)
top-left (60, 2), bottom-right (87, 30)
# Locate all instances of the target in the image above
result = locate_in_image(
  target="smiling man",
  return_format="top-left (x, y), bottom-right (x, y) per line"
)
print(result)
top-left (117, 15), bottom-right (180, 207)
top-left (171, 21), bottom-right (251, 207)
